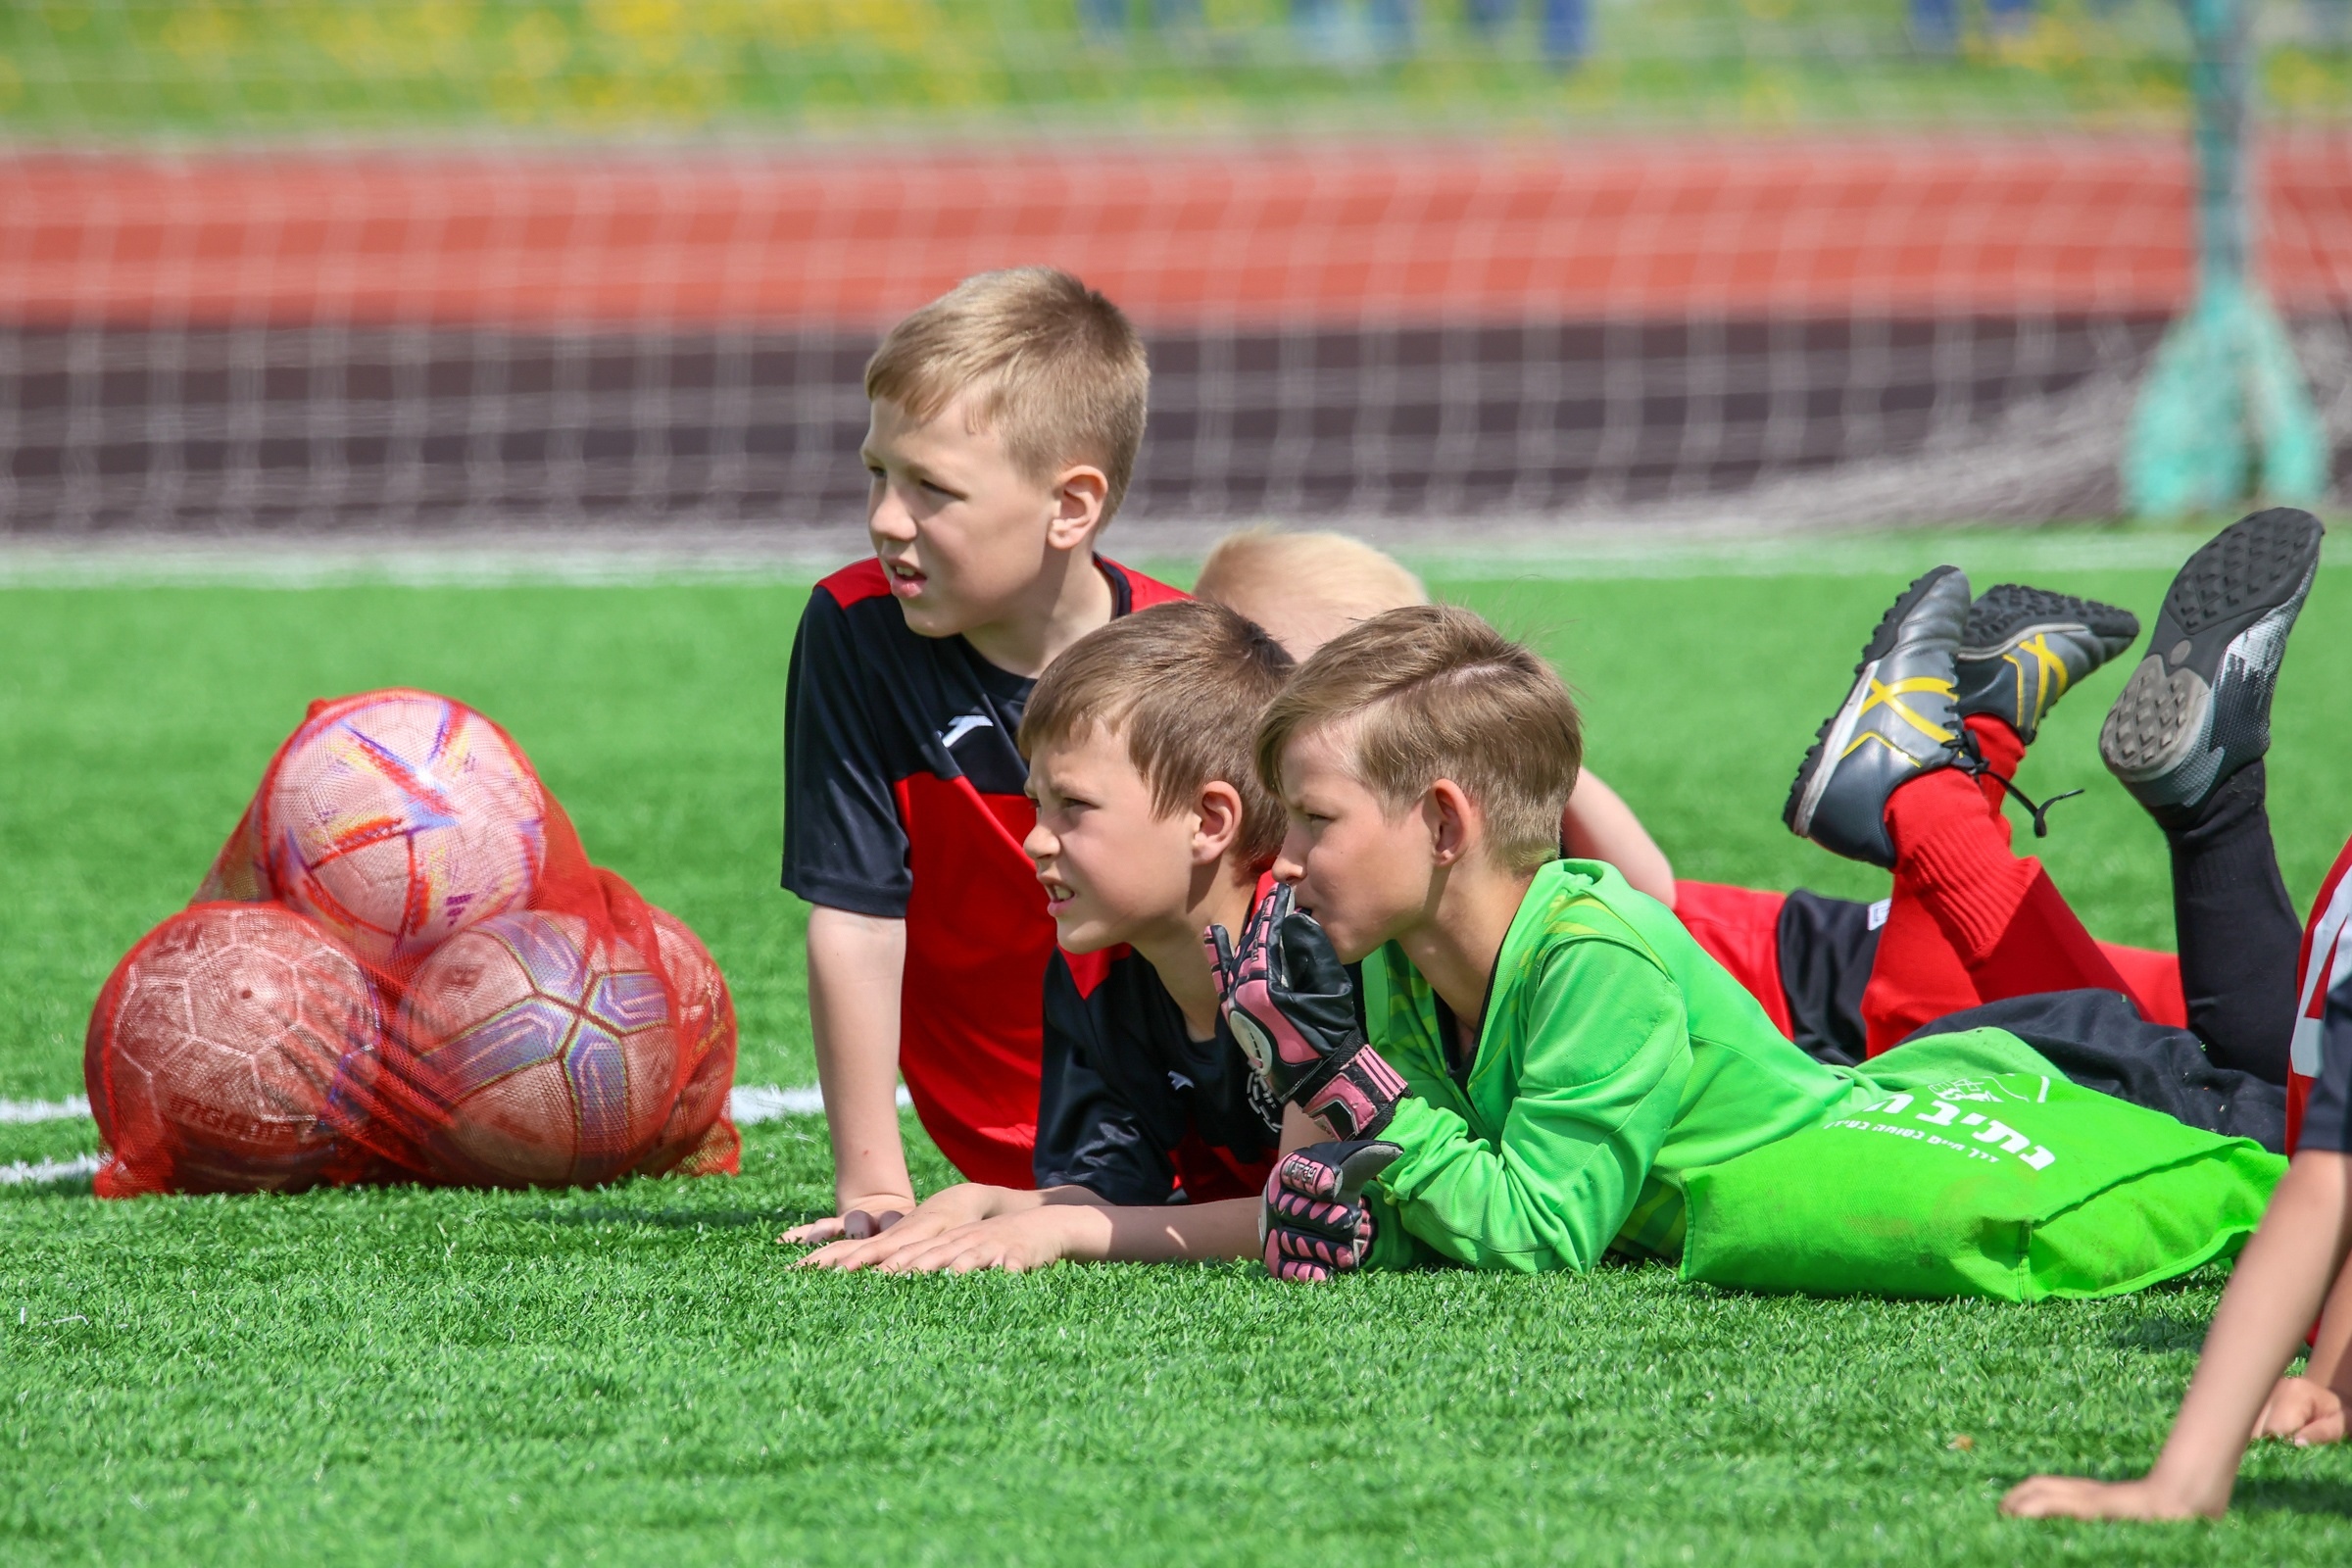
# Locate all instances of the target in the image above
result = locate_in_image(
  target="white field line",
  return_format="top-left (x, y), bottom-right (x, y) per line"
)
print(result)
top-left (1, 1154), bottom-right (103, 1186)
top-left (0, 1084), bottom-right (892, 1129)
top-left (728, 1084), bottom-right (910, 1123)
top-left (0, 1095), bottom-right (90, 1124)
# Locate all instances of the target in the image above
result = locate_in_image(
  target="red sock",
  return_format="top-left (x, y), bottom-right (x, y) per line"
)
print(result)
top-left (1962, 714), bottom-right (2026, 818)
top-left (1860, 764), bottom-right (2143, 1054)
top-left (1861, 857), bottom-right (1982, 1055)
top-left (1860, 768), bottom-right (2018, 1054)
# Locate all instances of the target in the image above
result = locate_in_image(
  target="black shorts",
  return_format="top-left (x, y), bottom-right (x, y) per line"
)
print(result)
top-left (1899, 989), bottom-right (2287, 1153)
top-left (1775, 890), bottom-right (1881, 1069)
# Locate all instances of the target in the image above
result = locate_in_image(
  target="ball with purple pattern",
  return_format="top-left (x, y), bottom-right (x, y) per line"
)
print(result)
top-left (400, 910), bottom-right (676, 1186)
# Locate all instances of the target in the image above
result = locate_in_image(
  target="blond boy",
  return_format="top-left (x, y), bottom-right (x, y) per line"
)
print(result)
top-left (781, 269), bottom-right (1182, 1240)
top-left (1190, 528), bottom-right (1679, 906)
top-left (1209, 605), bottom-right (2278, 1286)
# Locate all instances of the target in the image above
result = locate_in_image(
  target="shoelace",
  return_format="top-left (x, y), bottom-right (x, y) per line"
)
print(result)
top-left (1952, 727), bottom-right (2082, 840)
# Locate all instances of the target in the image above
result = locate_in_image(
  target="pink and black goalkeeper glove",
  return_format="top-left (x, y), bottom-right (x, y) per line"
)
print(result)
top-left (1260, 1139), bottom-right (1401, 1282)
top-left (1205, 882), bottom-right (1408, 1141)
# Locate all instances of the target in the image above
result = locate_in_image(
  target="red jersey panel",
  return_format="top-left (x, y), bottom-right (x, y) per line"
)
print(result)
top-left (2287, 834), bottom-right (2352, 1154)
top-left (782, 555), bottom-right (1186, 1186)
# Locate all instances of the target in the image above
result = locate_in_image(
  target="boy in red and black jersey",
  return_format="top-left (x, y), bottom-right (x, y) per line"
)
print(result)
top-left (1032, 884), bottom-right (1293, 1207)
top-left (784, 551), bottom-right (1178, 1191)
top-left (780, 269), bottom-right (1182, 1238)
top-left (800, 601), bottom-right (1315, 1273)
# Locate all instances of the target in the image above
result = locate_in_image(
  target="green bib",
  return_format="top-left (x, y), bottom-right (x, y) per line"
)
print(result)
top-left (1681, 1028), bottom-right (2284, 1301)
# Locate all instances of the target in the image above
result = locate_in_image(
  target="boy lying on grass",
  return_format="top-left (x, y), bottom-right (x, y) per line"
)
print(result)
top-left (800, 600), bottom-right (1319, 1273)
top-left (1192, 527), bottom-right (2203, 1080)
top-left (1212, 602), bottom-right (2280, 1288)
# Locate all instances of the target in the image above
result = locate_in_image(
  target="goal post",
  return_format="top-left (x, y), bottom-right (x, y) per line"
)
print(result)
top-left (2122, 0), bottom-right (2328, 518)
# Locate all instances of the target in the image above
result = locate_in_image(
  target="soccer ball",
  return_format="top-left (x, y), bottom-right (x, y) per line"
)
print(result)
top-left (86, 903), bottom-right (381, 1194)
top-left (634, 906), bottom-right (739, 1176)
top-left (267, 691), bottom-right (545, 966)
top-left (400, 911), bottom-right (676, 1186)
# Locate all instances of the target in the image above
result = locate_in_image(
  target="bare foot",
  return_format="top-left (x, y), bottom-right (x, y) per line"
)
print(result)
top-left (2000, 1476), bottom-right (2216, 1521)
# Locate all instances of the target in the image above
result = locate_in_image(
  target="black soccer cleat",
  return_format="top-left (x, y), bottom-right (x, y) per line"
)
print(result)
top-left (1954, 585), bottom-right (2140, 744)
top-left (2099, 508), bottom-right (2325, 820)
top-left (1785, 565), bottom-right (1971, 868)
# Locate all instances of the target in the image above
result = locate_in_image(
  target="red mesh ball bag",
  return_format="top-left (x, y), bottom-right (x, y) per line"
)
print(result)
top-left (89, 688), bottom-right (740, 1195)
top-left (86, 903), bottom-right (379, 1197)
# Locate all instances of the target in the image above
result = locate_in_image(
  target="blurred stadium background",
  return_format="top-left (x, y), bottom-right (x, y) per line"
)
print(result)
top-left (2, 0), bottom-right (2348, 545)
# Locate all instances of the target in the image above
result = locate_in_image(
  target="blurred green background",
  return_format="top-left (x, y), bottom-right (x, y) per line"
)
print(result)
top-left (2, 0), bottom-right (2347, 140)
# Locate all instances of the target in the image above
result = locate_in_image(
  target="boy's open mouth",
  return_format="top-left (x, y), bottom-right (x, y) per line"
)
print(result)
top-left (883, 559), bottom-right (926, 595)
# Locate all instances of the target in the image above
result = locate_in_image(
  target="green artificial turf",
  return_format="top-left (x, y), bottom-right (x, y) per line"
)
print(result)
top-left (5, 536), bottom-right (2352, 1563)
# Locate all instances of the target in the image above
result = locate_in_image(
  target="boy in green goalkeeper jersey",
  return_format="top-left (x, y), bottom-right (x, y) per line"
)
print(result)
top-left (1212, 601), bottom-right (2277, 1288)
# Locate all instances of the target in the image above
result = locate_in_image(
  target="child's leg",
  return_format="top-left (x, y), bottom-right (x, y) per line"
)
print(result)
top-left (2098, 508), bottom-right (2324, 1082)
top-left (1891, 988), bottom-right (2283, 1151)
top-left (1861, 716), bottom-right (2147, 1054)
top-left (2156, 760), bottom-right (2301, 1083)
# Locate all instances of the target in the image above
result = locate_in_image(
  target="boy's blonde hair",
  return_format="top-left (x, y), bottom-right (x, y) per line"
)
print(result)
top-left (866, 268), bottom-right (1150, 523)
top-left (1019, 601), bottom-right (1296, 867)
top-left (1193, 529), bottom-right (1427, 621)
top-left (1255, 605), bottom-right (1581, 874)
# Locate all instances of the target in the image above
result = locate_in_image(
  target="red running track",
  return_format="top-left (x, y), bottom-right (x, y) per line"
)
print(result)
top-left (4, 136), bottom-right (2349, 329)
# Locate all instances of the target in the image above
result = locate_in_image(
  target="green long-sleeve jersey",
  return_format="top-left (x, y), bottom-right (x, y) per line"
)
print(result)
top-left (1361, 859), bottom-right (1879, 1273)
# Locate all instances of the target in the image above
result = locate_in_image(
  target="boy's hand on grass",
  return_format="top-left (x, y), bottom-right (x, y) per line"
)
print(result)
top-left (1260, 1139), bottom-right (1400, 1283)
top-left (790, 1184), bottom-right (1004, 1262)
top-left (1999, 1476), bottom-right (2213, 1521)
top-left (1206, 883), bottom-right (1408, 1141)
top-left (868, 1209), bottom-right (1076, 1275)
top-left (776, 1189), bottom-right (918, 1247)
top-left (2254, 1376), bottom-right (2347, 1446)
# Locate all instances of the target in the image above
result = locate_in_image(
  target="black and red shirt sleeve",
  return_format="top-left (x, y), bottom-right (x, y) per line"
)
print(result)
top-left (1035, 949), bottom-right (1179, 1205)
top-left (782, 570), bottom-right (913, 917)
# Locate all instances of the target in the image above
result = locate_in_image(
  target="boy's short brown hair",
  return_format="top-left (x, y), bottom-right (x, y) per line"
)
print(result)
top-left (1254, 605), bottom-right (1582, 873)
top-left (1018, 601), bottom-right (1295, 866)
top-left (866, 268), bottom-right (1150, 523)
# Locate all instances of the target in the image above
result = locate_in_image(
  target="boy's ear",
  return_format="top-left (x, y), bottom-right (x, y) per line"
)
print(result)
top-left (1192, 780), bottom-right (1246, 866)
top-left (1425, 779), bottom-right (1479, 867)
top-left (1045, 465), bottom-right (1111, 551)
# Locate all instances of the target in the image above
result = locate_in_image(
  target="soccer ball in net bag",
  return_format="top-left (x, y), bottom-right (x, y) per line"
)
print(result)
top-left (86, 903), bottom-right (381, 1194)
top-left (633, 906), bottom-right (739, 1177)
top-left (401, 911), bottom-right (676, 1186)
top-left (267, 691), bottom-right (544, 966)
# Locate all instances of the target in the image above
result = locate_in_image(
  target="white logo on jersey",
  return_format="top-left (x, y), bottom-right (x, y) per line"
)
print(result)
top-left (938, 711), bottom-right (995, 751)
